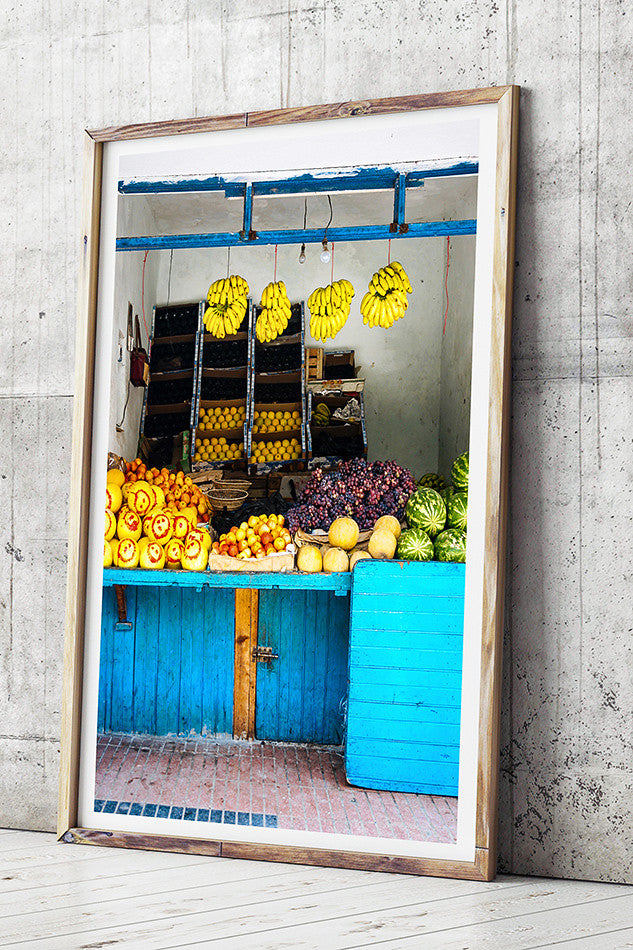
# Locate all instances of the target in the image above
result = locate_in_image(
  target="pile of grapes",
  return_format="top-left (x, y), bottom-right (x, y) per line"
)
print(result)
top-left (286, 458), bottom-right (417, 532)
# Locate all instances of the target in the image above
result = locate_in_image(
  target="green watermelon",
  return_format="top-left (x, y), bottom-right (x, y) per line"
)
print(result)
top-left (447, 491), bottom-right (468, 531)
top-left (451, 451), bottom-right (469, 491)
top-left (417, 472), bottom-right (446, 491)
top-left (434, 528), bottom-right (467, 563)
top-left (397, 527), bottom-right (434, 562)
top-left (441, 486), bottom-right (454, 502)
top-left (405, 488), bottom-right (446, 538)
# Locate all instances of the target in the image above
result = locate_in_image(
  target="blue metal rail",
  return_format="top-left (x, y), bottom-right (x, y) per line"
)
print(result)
top-left (117, 219), bottom-right (476, 252)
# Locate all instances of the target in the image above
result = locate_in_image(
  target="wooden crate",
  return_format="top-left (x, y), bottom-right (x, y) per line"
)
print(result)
top-left (305, 346), bottom-right (323, 381)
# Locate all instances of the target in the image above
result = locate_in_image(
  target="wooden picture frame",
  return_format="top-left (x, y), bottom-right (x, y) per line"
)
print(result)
top-left (59, 87), bottom-right (519, 880)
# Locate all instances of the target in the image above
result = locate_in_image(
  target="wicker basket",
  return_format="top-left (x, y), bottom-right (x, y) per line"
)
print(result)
top-left (203, 484), bottom-right (249, 512)
top-left (211, 474), bottom-right (251, 492)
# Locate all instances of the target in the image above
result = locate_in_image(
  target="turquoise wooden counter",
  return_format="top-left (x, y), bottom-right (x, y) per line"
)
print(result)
top-left (99, 561), bottom-right (465, 796)
top-left (100, 568), bottom-right (351, 744)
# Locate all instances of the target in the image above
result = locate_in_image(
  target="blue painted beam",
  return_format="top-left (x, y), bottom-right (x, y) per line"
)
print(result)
top-left (241, 183), bottom-right (253, 238)
top-left (103, 567), bottom-right (352, 594)
top-left (116, 219), bottom-right (476, 252)
top-left (117, 161), bottom-right (479, 197)
top-left (392, 173), bottom-right (407, 232)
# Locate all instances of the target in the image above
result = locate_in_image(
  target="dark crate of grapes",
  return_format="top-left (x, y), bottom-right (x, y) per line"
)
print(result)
top-left (146, 375), bottom-right (195, 406)
top-left (202, 339), bottom-right (249, 368)
top-left (143, 410), bottom-right (191, 438)
top-left (153, 303), bottom-right (201, 337)
top-left (150, 339), bottom-right (197, 373)
top-left (254, 341), bottom-right (302, 373)
top-left (254, 381), bottom-right (302, 403)
top-left (201, 375), bottom-right (248, 401)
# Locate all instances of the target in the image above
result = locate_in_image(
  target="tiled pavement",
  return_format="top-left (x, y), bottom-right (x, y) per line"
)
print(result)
top-left (95, 732), bottom-right (458, 844)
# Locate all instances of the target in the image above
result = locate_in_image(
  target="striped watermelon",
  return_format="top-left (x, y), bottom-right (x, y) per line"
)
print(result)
top-left (434, 528), bottom-right (467, 563)
top-left (397, 527), bottom-right (434, 561)
top-left (405, 488), bottom-right (446, 538)
top-left (447, 491), bottom-right (468, 532)
top-left (451, 451), bottom-right (469, 491)
top-left (417, 472), bottom-right (446, 491)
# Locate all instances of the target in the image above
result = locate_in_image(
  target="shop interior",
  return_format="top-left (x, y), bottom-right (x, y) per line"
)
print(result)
top-left (96, 164), bottom-right (476, 847)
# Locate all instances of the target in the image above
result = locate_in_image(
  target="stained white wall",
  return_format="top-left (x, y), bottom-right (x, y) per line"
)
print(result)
top-left (438, 236), bottom-right (476, 478)
top-left (110, 197), bottom-right (159, 461)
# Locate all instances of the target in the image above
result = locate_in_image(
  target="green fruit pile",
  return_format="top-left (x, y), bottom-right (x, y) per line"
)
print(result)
top-left (312, 403), bottom-right (331, 427)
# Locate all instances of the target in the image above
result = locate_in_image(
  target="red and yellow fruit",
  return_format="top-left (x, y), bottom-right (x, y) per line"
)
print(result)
top-left (105, 509), bottom-right (116, 541)
top-left (164, 537), bottom-right (185, 569)
top-left (143, 510), bottom-right (173, 544)
top-left (103, 539), bottom-right (113, 568)
top-left (139, 541), bottom-right (166, 570)
top-left (127, 480), bottom-right (154, 517)
top-left (105, 483), bottom-right (123, 514)
top-left (181, 536), bottom-right (208, 572)
top-left (114, 537), bottom-right (140, 569)
top-left (117, 509), bottom-right (142, 542)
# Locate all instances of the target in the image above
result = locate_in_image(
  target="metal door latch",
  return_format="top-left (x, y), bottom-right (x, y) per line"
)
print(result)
top-left (252, 645), bottom-right (279, 663)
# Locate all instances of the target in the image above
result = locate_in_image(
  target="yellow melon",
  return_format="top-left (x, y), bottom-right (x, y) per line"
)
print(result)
top-left (349, 549), bottom-right (372, 569)
top-left (103, 539), bottom-right (113, 568)
top-left (296, 544), bottom-right (323, 574)
top-left (322, 547), bottom-right (349, 573)
top-left (105, 483), bottom-right (123, 514)
top-left (127, 480), bottom-right (154, 517)
top-left (368, 527), bottom-right (397, 560)
top-left (105, 508), bottom-right (116, 541)
top-left (114, 537), bottom-right (139, 569)
top-left (139, 541), bottom-right (166, 570)
top-left (328, 517), bottom-right (359, 551)
top-left (373, 515), bottom-right (401, 540)
top-left (117, 509), bottom-right (142, 542)
top-left (106, 468), bottom-right (125, 487)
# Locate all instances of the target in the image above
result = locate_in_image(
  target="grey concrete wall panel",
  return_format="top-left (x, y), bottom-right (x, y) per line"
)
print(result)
top-left (1, 1), bottom-right (632, 880)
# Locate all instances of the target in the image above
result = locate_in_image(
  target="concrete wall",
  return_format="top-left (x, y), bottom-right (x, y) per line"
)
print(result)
top-left (2, 1), bottom-right (632, 883)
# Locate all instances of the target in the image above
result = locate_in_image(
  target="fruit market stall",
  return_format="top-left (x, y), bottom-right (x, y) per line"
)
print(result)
top-left (98, 159), bottom-right (476, 806)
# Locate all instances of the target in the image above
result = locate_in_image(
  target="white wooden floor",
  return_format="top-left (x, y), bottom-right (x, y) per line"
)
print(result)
top-left (1, 830), bottom-right (632, 949)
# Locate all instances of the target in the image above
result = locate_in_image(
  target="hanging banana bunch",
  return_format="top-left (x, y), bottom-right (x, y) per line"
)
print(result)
top-left (204, 275), bottom-right (249, 338)
top-left (307, 279), bottom-right (355, 343)
top-left (360, 261), bottom-right (413, 329)
top-left (255, 281), bottom-right (292, 343)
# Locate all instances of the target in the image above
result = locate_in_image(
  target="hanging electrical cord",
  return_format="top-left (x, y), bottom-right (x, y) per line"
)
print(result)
top-left (166, 249), bottom-right (174, 304)
top-left (141, 250), bottom-right (150, 341)
top-left (320, 195), bottom-right (333, 262)
top-left (116, 378), bottom-right (132, 431)
top-left (442, 236), bottom-right (450, 335)
top-left (298, 198), bottom-right (308, 263)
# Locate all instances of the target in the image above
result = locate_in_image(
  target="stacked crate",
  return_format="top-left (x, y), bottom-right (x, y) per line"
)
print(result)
top-left (248, 302), bottom-right (307, 473)
top-left (191, 301), bottom-right (253, 470)
top-left (140, 302), bottom-right (203, 466)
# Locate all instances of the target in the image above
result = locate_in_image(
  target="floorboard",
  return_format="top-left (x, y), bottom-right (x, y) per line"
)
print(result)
top-left (0, 833), bottom-right (631, 949)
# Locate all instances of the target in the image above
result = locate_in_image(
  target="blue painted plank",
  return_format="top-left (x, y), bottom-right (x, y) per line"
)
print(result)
top-left (202, 587), bottom-right (234, 736)
top-left (349, 645), bottom-right (463, 670)
top-left (118, 162), bottom-right (478, 196)
top-left (349, 665), bottom-right (462, 691)
top-left (116, 219), bottom-right (477, 252)
top-left (103, 567), bottom-right (351, 595)
top-left (346, 560), bottom-right (465, 795)
top-left (98, 588), bottom-right (117, 732)
top-left (347, 736), bottom-right (459, 763)
top-left (348, 698), bottom-right (462, 727)
top-left (349, 716), bottom-right (460, 747)
top-left (156, 587), bottom-right (182, 735)
top-left (346, 757), bottom-right (458, 796)
top-left (348, 681), bottom-right (461, 708)
top-left (255, 590), bottom-right (349, 744)
top-left (133, 587), bottom-right (160, 733)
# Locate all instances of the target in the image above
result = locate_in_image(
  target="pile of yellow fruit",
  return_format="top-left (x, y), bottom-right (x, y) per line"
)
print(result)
top-left (194, 438), bottom-right (244, 463)
top-left (198, 404), bottom-right (246, 431)
top-left (213, 514), bottom-right (292, 560)
top-left (249, 438), bottom-right (302, 464)
top-left (104, 467), bottom-right (211, 572)
top-left (252, 408), bottom-right (301, 433)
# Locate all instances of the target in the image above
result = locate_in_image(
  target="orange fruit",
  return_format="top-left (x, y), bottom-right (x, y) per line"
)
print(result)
top-left (106, 468), bottom-right (125, 488)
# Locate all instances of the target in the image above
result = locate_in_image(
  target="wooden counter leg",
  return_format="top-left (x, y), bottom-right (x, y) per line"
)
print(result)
top-left (233, 588), bottom-right (258, 739)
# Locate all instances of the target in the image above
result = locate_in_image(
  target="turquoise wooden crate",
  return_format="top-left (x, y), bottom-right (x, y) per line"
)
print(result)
top-left (345, 560), bottom-right (465, 796)
top-left (98, 584), bottom-right (235, 737)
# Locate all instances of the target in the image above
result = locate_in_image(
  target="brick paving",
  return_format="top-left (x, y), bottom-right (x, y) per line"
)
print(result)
top-left (94, 732), bottom-right (458, 843)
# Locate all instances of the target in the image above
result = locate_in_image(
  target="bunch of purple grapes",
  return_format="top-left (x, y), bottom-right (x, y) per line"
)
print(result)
top-left (286, 458), bottom-right (417, 532)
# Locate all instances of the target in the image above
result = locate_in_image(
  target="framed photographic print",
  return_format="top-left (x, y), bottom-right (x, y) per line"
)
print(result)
top-left (59, 86), bottom-right (519, 880)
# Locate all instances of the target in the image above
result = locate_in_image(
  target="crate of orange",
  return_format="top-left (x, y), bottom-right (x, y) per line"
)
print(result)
top-left (207, 513), bottom-right (295, 573)
top-left (123, 458), bottom-right (211, 524)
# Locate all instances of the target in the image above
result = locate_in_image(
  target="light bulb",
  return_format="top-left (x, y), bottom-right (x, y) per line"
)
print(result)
top-left (298, 244), bottom-right (306, 264)
top-left (320, 240), bottom-right (330, 264)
